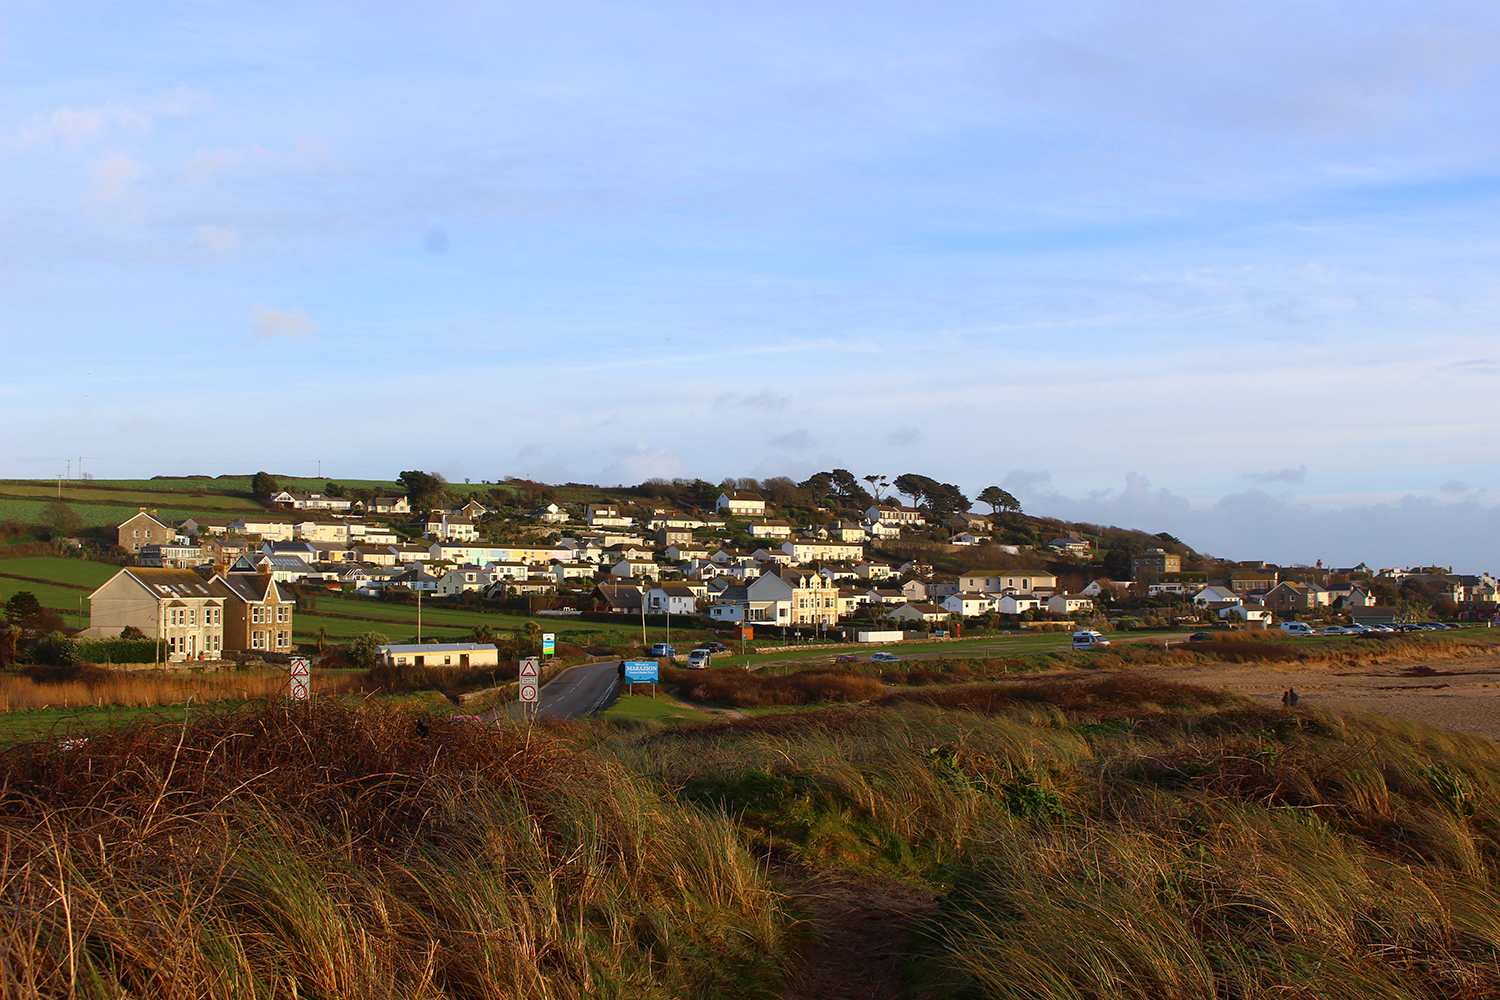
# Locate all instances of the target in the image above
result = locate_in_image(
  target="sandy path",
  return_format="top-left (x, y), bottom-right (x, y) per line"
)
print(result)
top-left (1128, 648), bottom-right (1500, 740)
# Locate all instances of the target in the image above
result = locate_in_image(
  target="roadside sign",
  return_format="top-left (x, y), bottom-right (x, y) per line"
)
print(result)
top-left (541, 632), bottom-right (556, 656)
top-left (518, 657), bottom-right (540, 705)
top-left (623, 660), bottom-right (659, 683)
top-left (289, 657), bottom-right (310, 701)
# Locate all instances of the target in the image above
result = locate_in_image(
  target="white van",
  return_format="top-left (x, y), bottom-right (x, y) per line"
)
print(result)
top-left (1071, 630), bottom-right (1110, 651)
top-left (1280, 622), bottom-right (1314, 635)
top-left (686, 649), bottom-right (713, 669)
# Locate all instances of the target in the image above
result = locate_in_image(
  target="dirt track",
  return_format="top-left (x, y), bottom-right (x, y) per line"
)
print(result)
top-left (1129, 646), bottom-right (1500, 740)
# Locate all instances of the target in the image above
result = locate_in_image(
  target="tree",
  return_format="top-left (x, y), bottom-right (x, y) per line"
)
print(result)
top-left (977, 486), bottom-right (1021, 519)
top-left (250, 471), bottom-right (280, 498)
top-left (827, 469), bottom-right (872, 506)
top-left (346, 631), bottom-right (389, 668)
top-left (863, 474), bottom-right (888, 502)
top-left (4, 591), bottom-right (43, 629)
top-left (1102, 542), bottom-right (1138, 582)
top-left (322, 481), bottom-right (346, 497)
top-left (893, 473), bottom-right (939, 507)
top-left (41, 500), bottom-right (81, 540)
top-left (398, 470), bottom-right (448, 511)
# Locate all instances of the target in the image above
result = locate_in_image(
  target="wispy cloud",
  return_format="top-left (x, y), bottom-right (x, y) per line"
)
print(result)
top-left (715, 390), bottom-right (788, 412)
top-left (18, 86), bottom-right (207, 149)
top-left (1244, 465), bottom-right (1308, 485)
top-left (252, 305), bottom-right (320, 342)
top-left (192, 224), bottom-right (239, 255)
top-left (770, 430), bottom-right (813, 449)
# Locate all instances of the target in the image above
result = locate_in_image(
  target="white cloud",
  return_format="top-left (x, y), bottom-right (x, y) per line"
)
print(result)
top-left (17, 87), bottom-right (207, 149)
top-left (179, 139), bottom-right (343, 185)
top-left (251, 305), bottom-right (320, 342)
top-left (86, 154), bottom-right (148, 215)
top-left (600, 442), bottom-right (681, 484)
top-left (192, 224), bottom-right (239, 254)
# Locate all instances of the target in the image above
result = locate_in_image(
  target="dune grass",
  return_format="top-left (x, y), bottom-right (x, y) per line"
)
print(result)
top-left (627, 675), bottom-right (1500, 998)
top-left (0, 704), bottom-right (793, 999)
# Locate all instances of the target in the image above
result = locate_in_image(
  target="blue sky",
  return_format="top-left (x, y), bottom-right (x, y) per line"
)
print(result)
top-left (4, 1), bottom-right (1499, 571)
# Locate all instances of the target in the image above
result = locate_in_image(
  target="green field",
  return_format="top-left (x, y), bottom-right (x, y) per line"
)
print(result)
top-left (296, 594), bottom-right (651, 644)
top-left (598, 692), bottom-right (711, 724)
top-left (0, 557), bottom-right (119, 588)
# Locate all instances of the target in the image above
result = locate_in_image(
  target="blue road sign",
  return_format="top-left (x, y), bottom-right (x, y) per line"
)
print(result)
top-left (623, 660), bottom-right (659, 683)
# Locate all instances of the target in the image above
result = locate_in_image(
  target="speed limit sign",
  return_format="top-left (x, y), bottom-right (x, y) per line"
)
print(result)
top-left (519, 658), bottom-right (540, 704)
top-left (289, 657), bottom-right (310, 701)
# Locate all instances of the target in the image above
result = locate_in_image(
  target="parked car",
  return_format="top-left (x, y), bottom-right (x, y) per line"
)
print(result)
top-left (649, 643), bottom-right (676, 657)
top-left (1188, 632), bottom-right (1213, 642)
top-left (1320, 626), bottom-right (1350, 635)
top-left (703, 641), bottom-right (728, 653)
top-left (1280, 622), bottom-right (1314, 635)
top-left (834, 654), bottom-right (861, 663)
top-left (686, 649), bottom-right (713, 669)
top-left (869, 651), bottom-right (901, 662)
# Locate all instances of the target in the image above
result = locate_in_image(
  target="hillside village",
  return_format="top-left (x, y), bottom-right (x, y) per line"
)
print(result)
top-left (16, 468), bottom-right (1489, 664)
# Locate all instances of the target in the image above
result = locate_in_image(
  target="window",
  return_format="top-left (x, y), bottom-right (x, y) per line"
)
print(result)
top-left (252, 631), bottom-right (267, 649)
top-left (188, 609), bottom-right (196, 626)
top-left (169, 637), bottom-right (178, 653)
top-left (133, 530), bottom-right (140, 538)
top-left (277, 632), bottom-right (288, 648)
top-left (276, 606), bottom-right (288, 622)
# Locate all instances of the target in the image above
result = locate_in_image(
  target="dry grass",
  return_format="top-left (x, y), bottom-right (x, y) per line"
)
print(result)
top-left (0, 665), bottom-right (369, 711)
top-left (0, 703), bottom-right (793, 998)
top-left (625, 677), bottom-right (1500, 998)
top-left (666, 665), bottom-right (884, 708)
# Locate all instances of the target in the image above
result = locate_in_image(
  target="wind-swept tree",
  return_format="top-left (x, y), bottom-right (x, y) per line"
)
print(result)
top-left (399, 470), bottom-right (449, 511)
top-left (977, 486), bottom-right (1022, 518)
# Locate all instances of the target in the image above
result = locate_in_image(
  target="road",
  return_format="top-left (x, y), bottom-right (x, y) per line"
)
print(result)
top-left (497, 660), bottom-right (623, 721)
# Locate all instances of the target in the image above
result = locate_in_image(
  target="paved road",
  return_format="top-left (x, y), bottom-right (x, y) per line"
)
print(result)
top-left (497, 660), bottom-right (623, 721)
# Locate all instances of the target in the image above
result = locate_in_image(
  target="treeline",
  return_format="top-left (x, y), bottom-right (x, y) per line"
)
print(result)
top-left (636, 469), bottom-right (1022, 520)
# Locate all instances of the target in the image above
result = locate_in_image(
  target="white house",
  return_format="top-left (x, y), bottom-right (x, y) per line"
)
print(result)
top-left (529, 502), bottom-right (569, 523)
top-left (376, 643), bottom-right (499, 668)
top-left (716, 491), bottom-right (767, 517)
top-left (781, 539), bottom-right (865, 564)
top-left (710, 572), bottom-right (796, 624)
top-left (958, 570), bottom-right (1058, 595)
top-left (586, 504), bottom-right (634, 528)
top-left (1045, 594), bottom-right (1094, 616)
top-left (435, 566), bottom-right (495, 596)
top-left (865, 504), bottom-right (925, 526)
top-left (1193, 585), bottom-right (1241, 609)
top-left (748, 520), bottom-right (793, 539)
top-left (645, 583), bottom-right (698, 616)
top-left (611, 558), bottom-right (660, 582)
top-left (885, 602), bottom-right (949, 623)
top-left (995, 594), bottom-right (1041, 614)
top-left (942, 593), bottom-right (997, 617)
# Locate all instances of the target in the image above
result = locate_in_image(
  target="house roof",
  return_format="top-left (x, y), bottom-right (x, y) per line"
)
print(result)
top-left (94, 567), bottom-right (216, 601)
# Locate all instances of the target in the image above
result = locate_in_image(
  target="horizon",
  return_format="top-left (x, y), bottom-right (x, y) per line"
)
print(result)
top-left (4, 3), bottom-right (1498, 573)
